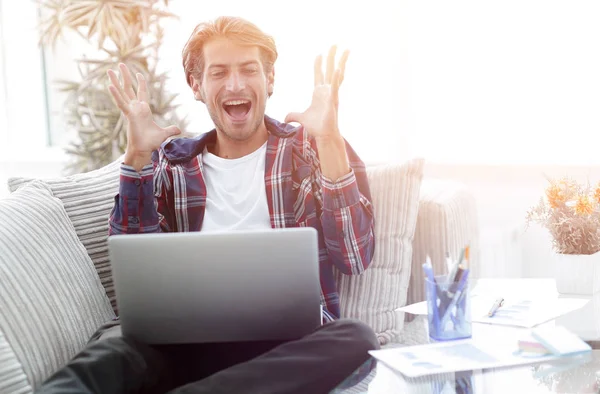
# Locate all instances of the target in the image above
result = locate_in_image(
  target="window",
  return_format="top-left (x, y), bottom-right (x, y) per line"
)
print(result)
top-left (0, 0), bottom-right (50, 160)
top-left (0, 0), bottom-right (7, 150)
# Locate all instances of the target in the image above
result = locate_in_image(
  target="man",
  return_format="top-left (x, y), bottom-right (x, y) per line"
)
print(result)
top-left (36, 16), bottom-right (378, 394)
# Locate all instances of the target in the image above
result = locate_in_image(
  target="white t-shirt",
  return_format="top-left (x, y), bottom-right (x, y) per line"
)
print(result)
top-left (200, 142), bottom-right (272, 232)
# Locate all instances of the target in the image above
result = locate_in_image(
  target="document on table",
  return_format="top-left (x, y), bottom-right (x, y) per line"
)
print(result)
top-left (369, 336), bottom-right (591, 378)
top-left (396, 295), bottom-right (512, 316)
top-left (396, 296), bottom-right (588, 328)
top-left (471, 297), bottom-right (589, 328)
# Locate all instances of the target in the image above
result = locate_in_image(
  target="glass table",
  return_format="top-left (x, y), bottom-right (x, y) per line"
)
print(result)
top-left (334, 278), bottom-right (600, 393)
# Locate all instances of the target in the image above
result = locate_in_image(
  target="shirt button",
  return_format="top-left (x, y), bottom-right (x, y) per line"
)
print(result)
top-left (134, 179), bottom-right (141, 186)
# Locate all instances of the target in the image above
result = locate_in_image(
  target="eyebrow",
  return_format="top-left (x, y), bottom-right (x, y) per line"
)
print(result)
top-left (207, 61), bottom-right (260, 70)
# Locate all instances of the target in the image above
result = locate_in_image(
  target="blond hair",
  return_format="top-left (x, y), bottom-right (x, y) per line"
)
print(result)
top-left (182, 16), bottom-right (278, 90)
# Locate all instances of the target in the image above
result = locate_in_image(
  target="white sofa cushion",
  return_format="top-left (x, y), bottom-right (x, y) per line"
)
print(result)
top-left (335, 158), bottom-right (425, 345)
top-left (9, 159), bottom-right (122, 313)
top-left (0, 182), bottom-right (115, 392)
top-left (408, 179), bottom-right (480, 307)
top-left (0, 330), bottom-right (30, 394)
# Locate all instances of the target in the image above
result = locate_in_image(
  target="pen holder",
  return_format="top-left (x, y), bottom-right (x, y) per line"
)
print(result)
top-left (425, 274), bottom-right (472, 341)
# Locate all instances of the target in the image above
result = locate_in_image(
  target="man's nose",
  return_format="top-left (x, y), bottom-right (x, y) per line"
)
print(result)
top-left (225, 71), bottom-right (245, 92)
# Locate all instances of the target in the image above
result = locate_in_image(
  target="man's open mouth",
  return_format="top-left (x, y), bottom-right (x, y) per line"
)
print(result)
top-left (223, 99), bottom-right (251, 122)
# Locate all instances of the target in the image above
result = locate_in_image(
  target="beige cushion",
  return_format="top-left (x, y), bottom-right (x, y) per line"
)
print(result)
top-left (9, 159), bottom-right (122, 313)
top-left (335, 158), bottom-right (425, 345)
top-left (0, 182), bottom-right (115, 391)
top-left (408, 179), bottom-right (480, 307)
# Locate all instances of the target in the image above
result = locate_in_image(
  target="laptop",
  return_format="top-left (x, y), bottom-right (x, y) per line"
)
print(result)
top-left (107, 227), bottom-right (322, 345)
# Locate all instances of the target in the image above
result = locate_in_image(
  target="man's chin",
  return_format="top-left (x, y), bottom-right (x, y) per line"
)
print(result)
top-left (221, 126), bottom-right (256, 142)
top-left (213, 111), bottom-right (265, 142)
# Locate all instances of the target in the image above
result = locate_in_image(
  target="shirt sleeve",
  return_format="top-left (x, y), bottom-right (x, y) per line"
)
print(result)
top-left (320, 169), bottom-right (362, 211)
top-left (108, 159), bottom-right (175, 235)
top-left (312, 139), bottom-right (376, 276)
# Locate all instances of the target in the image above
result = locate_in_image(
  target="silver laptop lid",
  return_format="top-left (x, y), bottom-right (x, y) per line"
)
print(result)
top-left (108, 227), bottom-right (322, 344)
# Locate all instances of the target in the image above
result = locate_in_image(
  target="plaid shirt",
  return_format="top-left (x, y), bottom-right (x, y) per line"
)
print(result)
top-left (108, 116), bottom-right (375, 321)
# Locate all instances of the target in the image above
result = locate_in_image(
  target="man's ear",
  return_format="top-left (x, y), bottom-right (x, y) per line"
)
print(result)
top-left (267, 67), bottom-right (275, 97)
top-left (191, 76), bottom-right (205, 103)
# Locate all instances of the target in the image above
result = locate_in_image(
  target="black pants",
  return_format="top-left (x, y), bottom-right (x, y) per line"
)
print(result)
top-left (36, 319), bottom-right (379, 394)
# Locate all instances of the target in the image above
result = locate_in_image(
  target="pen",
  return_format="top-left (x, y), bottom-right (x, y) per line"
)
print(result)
top-left (445, 252), bottom-right (453, 273)
top-left (446, 258), bottom-right (460, 285)
top-left (423, 255), bottom-right (436, 285)
top-left (439, 269), bottom-right (470, 329)
top-left (488, 297), bottom-right (504, 317)
top-left (446, 246), bottom-right (467, 284)
top-left (441, 263), bottom-right (466, 316)
top-left (457, 247), bottom-right (465, 265)
top-left (423, 256), bottom-right (442, 333)
top-left (446, 264), bottom-right (466, 297)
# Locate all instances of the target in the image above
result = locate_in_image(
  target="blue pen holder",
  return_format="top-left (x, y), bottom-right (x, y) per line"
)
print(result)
top-left (425, 273), bottom-right (472, 341)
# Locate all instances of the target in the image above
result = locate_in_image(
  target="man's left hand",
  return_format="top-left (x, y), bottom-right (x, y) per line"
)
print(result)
top-left (285, 45), bottom-right (349, 143)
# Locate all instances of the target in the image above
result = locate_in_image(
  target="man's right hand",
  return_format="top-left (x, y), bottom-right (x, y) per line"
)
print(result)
top-left (107, 63), bottom-right (181, 172)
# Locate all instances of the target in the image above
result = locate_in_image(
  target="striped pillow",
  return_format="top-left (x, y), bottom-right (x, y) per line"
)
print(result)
top-left (9, 158), bottom-right (122, 313)
top-left (0, 330), bottom-right (30, 394)
top-left (335, 158), bottom-right (425, 345)
top-left (0, 182), bottom-right (115, 391)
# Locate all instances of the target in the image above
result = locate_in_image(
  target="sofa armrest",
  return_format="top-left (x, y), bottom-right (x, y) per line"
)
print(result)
top-left (407, 179), bottom-right (480, 308)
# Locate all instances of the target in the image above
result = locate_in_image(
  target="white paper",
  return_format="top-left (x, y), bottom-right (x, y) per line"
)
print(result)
top-left (369, 336), bottom-right (591, 378)
top-left (472, 298), bottom-right (589, 328)
top-left (396, 295), bottom-right (495, 316)
top-left (397, 301), bottom-right (427, 315)
top-left (396, 278), bottom-right (589, 328)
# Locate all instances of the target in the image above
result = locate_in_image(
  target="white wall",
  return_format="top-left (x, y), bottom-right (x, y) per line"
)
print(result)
top-left (399, 0), bottom-right (600, 166)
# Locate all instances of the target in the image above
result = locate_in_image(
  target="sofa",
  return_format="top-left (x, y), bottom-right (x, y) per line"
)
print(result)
top-left (0, 155), bottom-right (479, 393)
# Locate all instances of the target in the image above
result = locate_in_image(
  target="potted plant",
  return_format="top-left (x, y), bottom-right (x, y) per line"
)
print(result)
top-left (526, 177), bottom-right (600, 295)
top-left (36, 0), bottom-right (188, 174)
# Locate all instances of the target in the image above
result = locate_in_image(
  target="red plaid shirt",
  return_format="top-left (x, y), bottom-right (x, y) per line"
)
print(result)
top-left (108, 116), bottom-right (375, 321)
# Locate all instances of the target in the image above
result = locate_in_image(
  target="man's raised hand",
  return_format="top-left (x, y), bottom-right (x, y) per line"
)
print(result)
top-left (284, 45), bottom-right (349, 143)
top-left (107, 63), bottom-right (181, 170)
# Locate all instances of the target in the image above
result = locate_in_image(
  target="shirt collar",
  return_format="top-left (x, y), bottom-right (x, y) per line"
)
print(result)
top-left (156, 115), bottom-right (301, 164)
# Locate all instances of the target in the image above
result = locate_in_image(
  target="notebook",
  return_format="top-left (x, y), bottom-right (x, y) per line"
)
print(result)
top-left (530, 325), bottom-right (592, 356)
